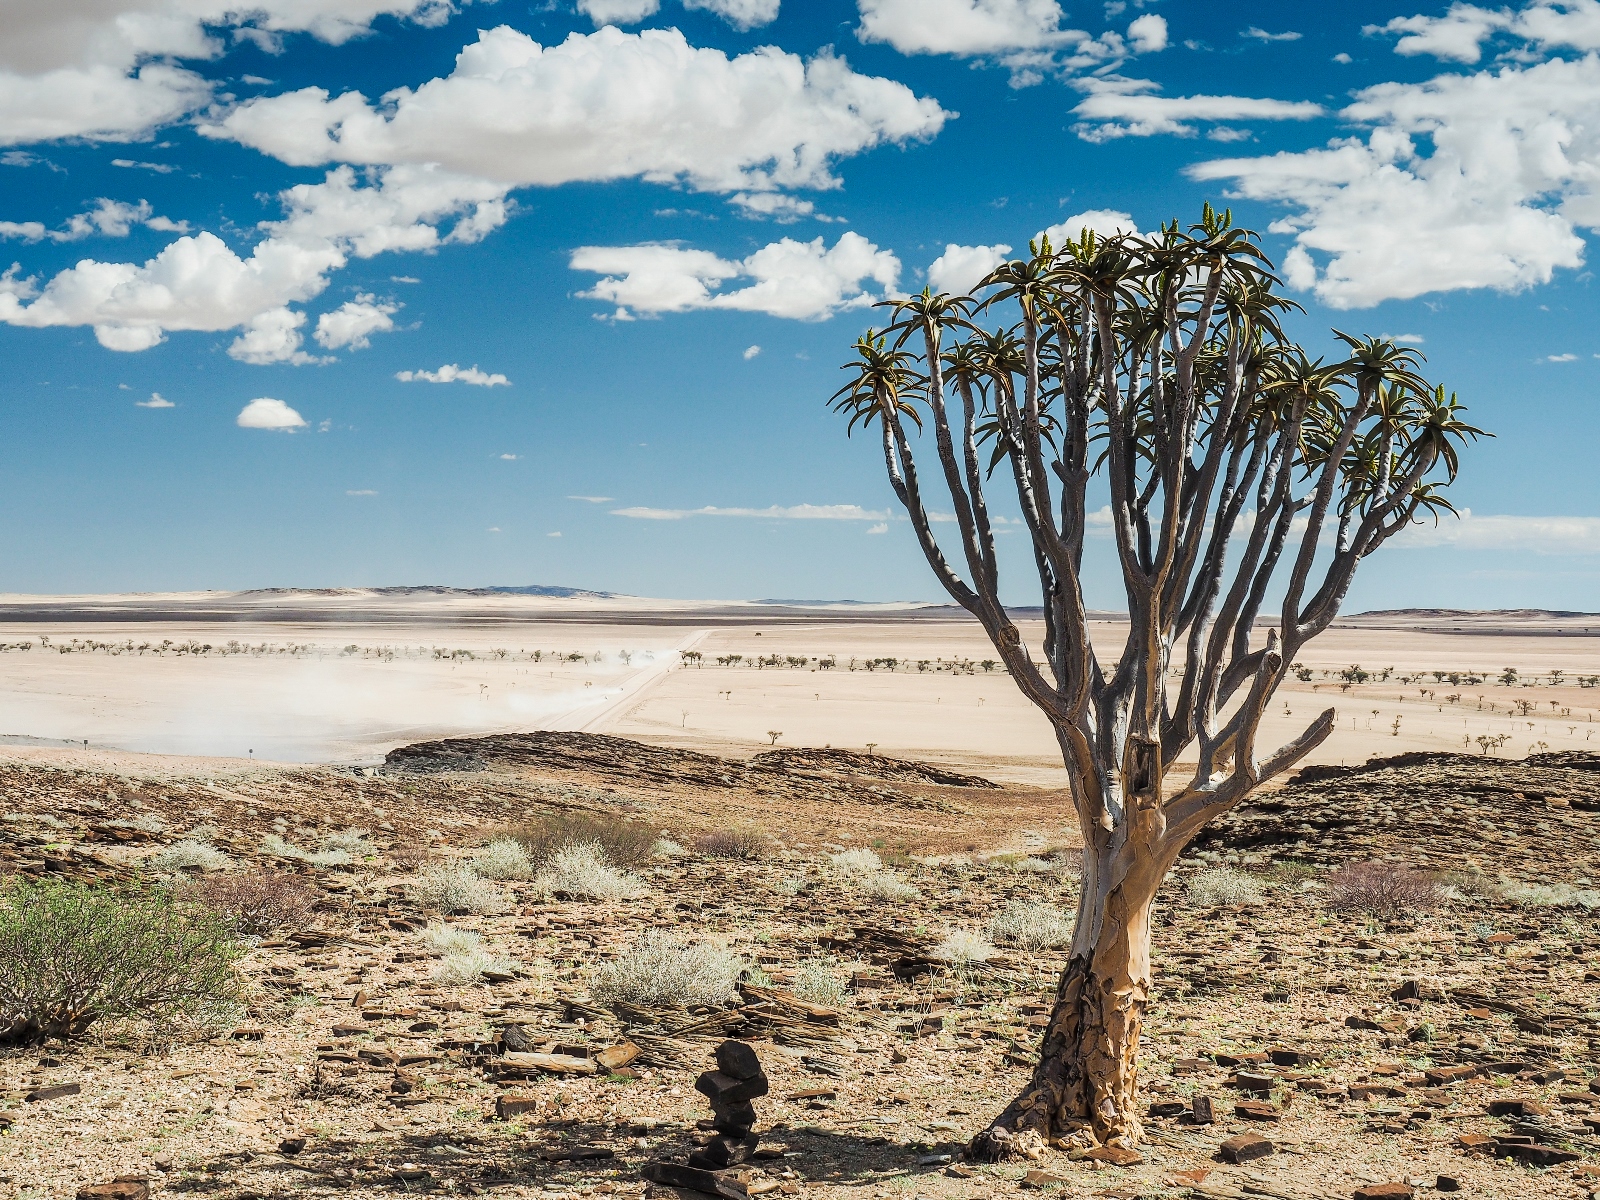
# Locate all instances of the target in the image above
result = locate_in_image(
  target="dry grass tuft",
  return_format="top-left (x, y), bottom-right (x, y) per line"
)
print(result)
top-left (988, 899), bottom-right (1076, 951)
top-left (150, 840), bottom-right (230, 873)
top-left (1187, 867), bottom-right (1266, 907)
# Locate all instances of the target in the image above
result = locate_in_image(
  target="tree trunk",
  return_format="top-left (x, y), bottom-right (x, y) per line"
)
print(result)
top-left (971, 819), bottom-right (1168, 1160)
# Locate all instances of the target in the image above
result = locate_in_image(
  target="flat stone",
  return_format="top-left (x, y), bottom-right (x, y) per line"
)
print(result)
top-left (1234, 1071), bottom-right (1275, 1094)
top-left (499, 1052), bottom-right (596, 1076)
top-left (26, 1083), bottom-right (81, 1102)
top-left (596, 1041), bottom-right (642, 1071)
top-left (1492, 1142), bottom-right (1580, 1167)
top-left (1353, 1185), bottom-right (1413, 1200)
top-left (696, 1069), bottom-right (770, 1105)
top-left (495, 1095), bottom-right (540, 1119)
top-left (76, 1180), bottom-right (149, 1200)
top-left (689, 1132), bottom-right (761, 1170)
top-left (1020, 1169), bottom-right (1072, 1188)
top-left (1235, 1101), bottom-right (1280, 1121)
top-left (1218, 1134), bottom-right (1274, 1163)
top-left (1147, 1100), bottom-right (1186, 1118)
top-left (1082, 1145), bottom-right (1142, 1166)
top-left (1486, 1097), bottom-right (1548, 1117)
top-left (642, 1160), bottom-right (749, 1199)
top-left (1190, 1095), bottom-right (1216, 1125)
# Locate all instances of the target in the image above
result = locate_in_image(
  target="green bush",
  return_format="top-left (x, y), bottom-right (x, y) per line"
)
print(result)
top-left (0, 880), bottom-right (242, 1045)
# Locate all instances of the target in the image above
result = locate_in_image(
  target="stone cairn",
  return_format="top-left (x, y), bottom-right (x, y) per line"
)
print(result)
top-left (643, 1039), bottom-right (768, 1198)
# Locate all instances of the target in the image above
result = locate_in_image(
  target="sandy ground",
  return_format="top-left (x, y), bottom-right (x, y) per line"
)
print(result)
top-left (1, 590), bottom-right (1598, 784)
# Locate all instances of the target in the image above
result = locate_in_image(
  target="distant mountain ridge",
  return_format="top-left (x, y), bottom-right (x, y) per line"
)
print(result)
top-left (1352, 607), bottom-right (1600, 619)
top-left (239, 584), bottom-right (618, 600)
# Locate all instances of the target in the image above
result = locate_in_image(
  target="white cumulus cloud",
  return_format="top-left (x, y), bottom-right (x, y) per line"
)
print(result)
top-left (572, 232), bottom-right (900, 321)
top-left (0, 2), bottom-right (477, 146)
top-left (136, 391), bottom-right (173, 408)
top-left (1038, 208), bottom-right (1140, 245)
top-left (1367, 0), bottom-right (1600, 64)
top-left (395, 363), bottom-right (510, 385)
top-left (580, 0), bottom-right (780, 28)
top-left (203, 27), bottom-right (947, 197)
top-left (855, 2), bottom-right (1166, 84)
top-left (315, 295), bottom-right (401, 350)
top-left (926, 243), bottom-right (1012, 294)
top-left (237, 397), bottom-right (306, 430)
top-left (1190, 52), bottom-right (1600, 307)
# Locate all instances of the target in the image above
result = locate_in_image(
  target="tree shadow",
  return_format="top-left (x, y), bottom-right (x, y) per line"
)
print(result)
top-left (160, 1112), bottom-right (963, 1195)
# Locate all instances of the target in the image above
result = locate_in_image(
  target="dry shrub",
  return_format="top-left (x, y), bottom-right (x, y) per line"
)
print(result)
top-left (695, 829), bottom-right (768, 860)
top-left (532, 841), bottom-right (646, 902)
top-left (592, 929), bottom-right (741, 1009)
top-left (1326, 861), bottom-right (1440, 920)
top-left (933, 929), bottom-right (995, 965)
top-left (150, 840), bottom-right (230, 873)
top-left (506, 813), bottom-right (656, 869)
top-left (473, 838), bottom-right (535, 880)
top-left (789, 957), bottom-right (848, 1008)
top-left (411, 865), bottom-right (500, 915)
top-left (187, 870), bottom-right (316, 935)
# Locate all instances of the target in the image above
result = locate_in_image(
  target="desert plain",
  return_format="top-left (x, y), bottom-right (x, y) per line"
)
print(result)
top-left (2, 588), bottom-right (1600, 1200)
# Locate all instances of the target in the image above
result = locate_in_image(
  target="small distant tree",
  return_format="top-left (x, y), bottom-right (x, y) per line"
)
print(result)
top-left (831, 206), bottom-right (1483, 1156)
top-left (766, 730), bottom-right (782, 745)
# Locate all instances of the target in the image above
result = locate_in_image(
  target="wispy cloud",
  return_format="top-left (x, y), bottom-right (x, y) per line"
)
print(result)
top-left (1393, 511), bottom-right (1600, 555)
top-left (1548, 352), bottom-right (1579, 362)
top-left (500, 453), bottom-right (521, 460)
top-left (568, 494), bottom-right (615, 503)
top-left (1242, 27), bottom-right (1302, 41)
top-left (611, 503), bottom-right (890, 521)
top-left (136, 392), bottom-right (174, 408)
top-left (346, 489), bottom-right (378, 496)
top-left (395, 364), bottom-right (510, 386)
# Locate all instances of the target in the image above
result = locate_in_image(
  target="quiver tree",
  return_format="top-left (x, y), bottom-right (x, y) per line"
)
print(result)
top-left (831, 205), bottom-right (1484, 1158)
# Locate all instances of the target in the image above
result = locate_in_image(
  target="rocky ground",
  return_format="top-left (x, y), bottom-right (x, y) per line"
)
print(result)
top-left (2, 736), bottom-right (1599, 1200)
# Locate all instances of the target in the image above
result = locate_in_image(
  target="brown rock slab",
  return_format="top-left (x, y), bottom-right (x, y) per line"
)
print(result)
top-left (495, 1095), bottom-right (540, 1119)
top-left (642, 1160), bottom-right (749, 1199)
top-left (77, 1180), bottom-right (148, 1200)
top-left (1147, 1100), bottom-right (1186, 1118)
top-left (1486, 1097), bottom-right (1548, 1117)
top-left (1191, 1095), bottom-right (1216, 1124)
top-left (1235, 1101), bottom-right (1280, 1121)
top-left (1083, 1145), bottom-right (1142, 1166)
top-left (1492, 1142), bottom-right (1580, 1167)
top-left (1020, 1169), bottom-right (1072, 1188)
top-left (1218, 1134), bottom-right (1274, 1163)
top-left (500, 1051), bottom-right (596, 1075)
top-left (1353, 1185), bottom-right (1413, 1200)
top-left (696, 1069), bottom-right (770, 1105)
top-left (26, 1083), bottom-right (81, 1102)
top-left (596, 1041), bottom-right (642, 1072)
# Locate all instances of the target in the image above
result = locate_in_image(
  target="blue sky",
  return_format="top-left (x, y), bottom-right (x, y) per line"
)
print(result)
top-left (1, 0), bottom-right (1598, 608)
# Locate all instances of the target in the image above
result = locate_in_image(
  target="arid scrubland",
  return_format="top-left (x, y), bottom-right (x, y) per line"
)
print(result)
top-left (1, 728), bottom-right (1600, 1199)
top-left (5, 596), bottom-right (1600, 1198)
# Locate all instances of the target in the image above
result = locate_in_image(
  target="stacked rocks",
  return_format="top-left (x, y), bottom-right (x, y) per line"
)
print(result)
top-left (689, 1040), bottom-right (768, 1169)
top-left (643, 1040), bottom-right (768, 1198)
